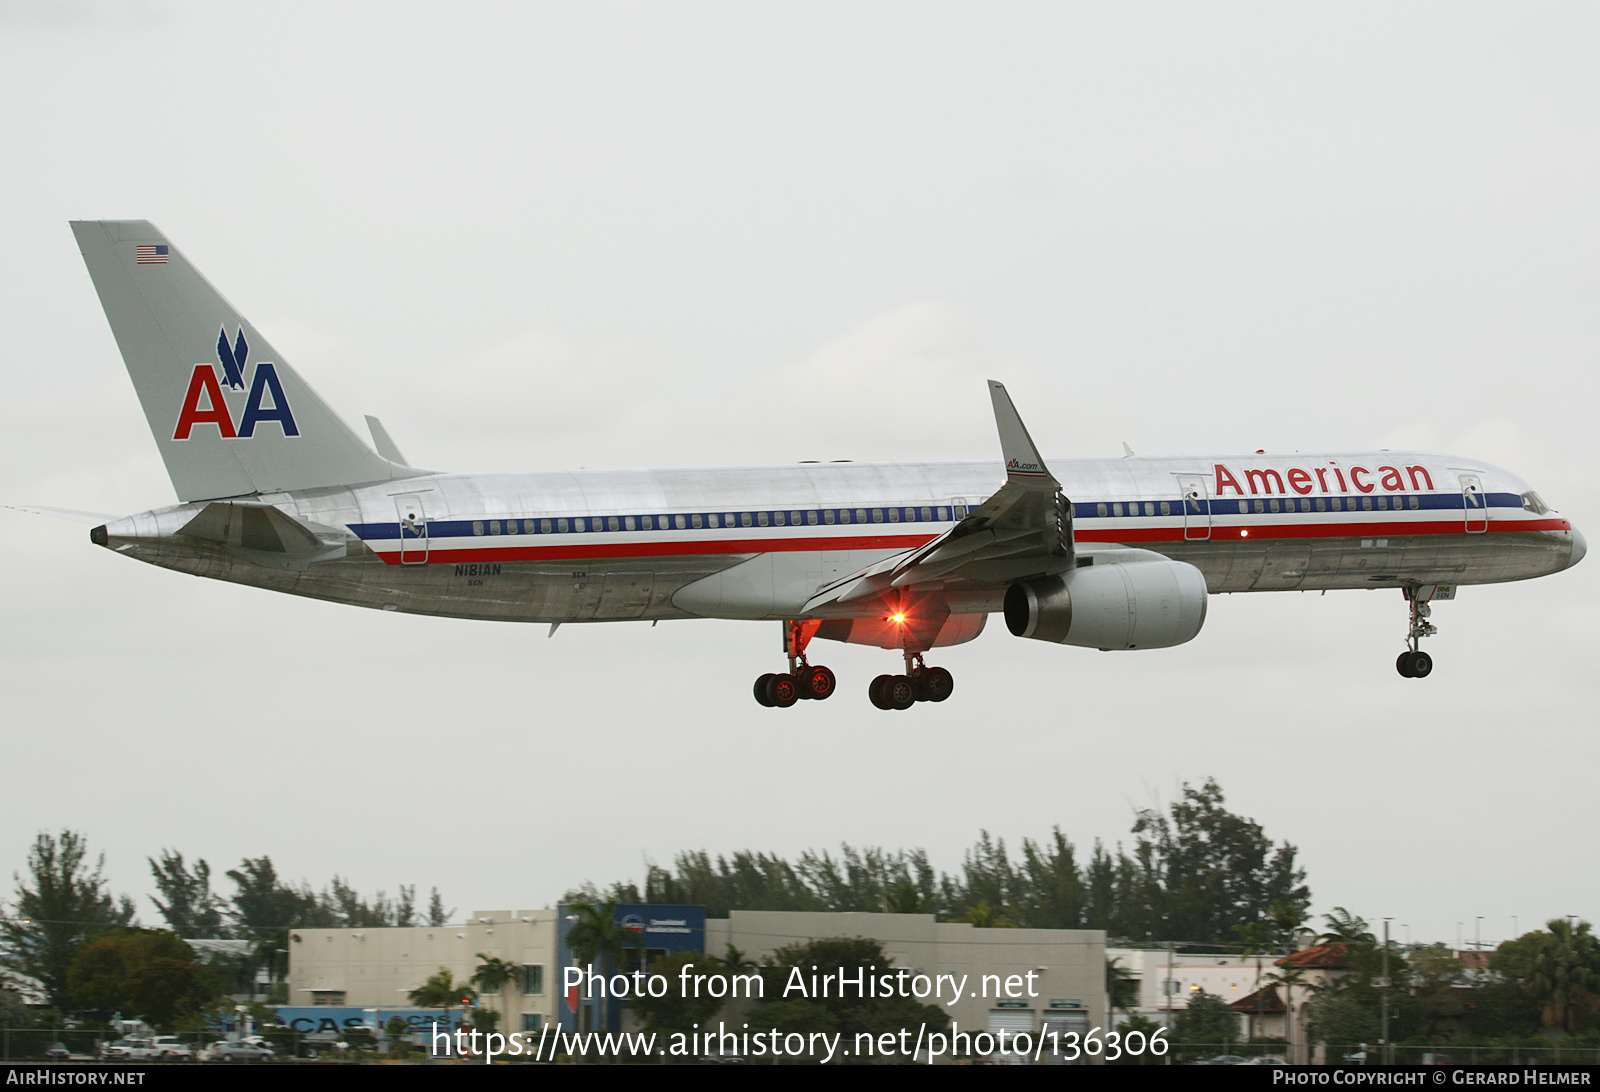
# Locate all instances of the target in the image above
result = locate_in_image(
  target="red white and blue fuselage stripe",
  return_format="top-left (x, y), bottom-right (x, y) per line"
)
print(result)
top-left (348, 487), bottom-right (1569, 567)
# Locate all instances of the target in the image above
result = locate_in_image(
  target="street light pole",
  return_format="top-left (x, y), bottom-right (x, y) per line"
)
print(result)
top-left (1164, 941), bottom-right (1174, 1067)
top-left (1380, 919), bottom-right (1392, 1065)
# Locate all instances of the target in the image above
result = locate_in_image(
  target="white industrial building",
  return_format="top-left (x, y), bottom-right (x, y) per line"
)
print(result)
top-left (287, 906), bottom-right (1107, 1059)
top-left (1107, 947), bottom-right (1286, 1025)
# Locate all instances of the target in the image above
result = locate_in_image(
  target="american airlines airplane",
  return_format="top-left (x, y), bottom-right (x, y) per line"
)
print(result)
top-left (29, 221), bottom-right (1585, 710)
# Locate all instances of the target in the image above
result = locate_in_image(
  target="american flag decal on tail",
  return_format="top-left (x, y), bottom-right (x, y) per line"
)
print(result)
top-left (135, 244), bottom-right (168, 264)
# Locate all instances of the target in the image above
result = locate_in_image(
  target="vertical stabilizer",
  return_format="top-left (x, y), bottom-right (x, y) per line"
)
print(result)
top-left (71, 220), bottom-right (425, 501)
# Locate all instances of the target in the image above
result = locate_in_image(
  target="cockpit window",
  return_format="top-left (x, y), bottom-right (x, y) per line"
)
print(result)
top-left (1521, 491), bottom-right (1551, 515)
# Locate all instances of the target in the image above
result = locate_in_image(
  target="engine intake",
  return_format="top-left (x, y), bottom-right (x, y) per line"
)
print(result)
top-left (1003, 560), bottom-right (1208, 649)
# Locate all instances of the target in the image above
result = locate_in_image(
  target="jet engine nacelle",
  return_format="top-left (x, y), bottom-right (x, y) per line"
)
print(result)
top-left (1003, 560), bottom-right (1208, 650)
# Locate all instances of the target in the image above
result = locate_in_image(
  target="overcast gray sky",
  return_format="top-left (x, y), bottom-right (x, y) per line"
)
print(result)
top-left (2, 1), bottom-right (1595, 950)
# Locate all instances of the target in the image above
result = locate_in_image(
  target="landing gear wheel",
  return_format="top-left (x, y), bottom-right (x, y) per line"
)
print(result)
top-left (1398, 588), bottom-right (1439, 680)
top-left (754, 673), bottom-right (777, 706)
top-left (887, 675), bottom-right (917, 710)
top-left (766, 673), bottom-right (799, 708)
top-left (921, 666), bottom-right (954, 702)
top-left (802, 665), bottom-right (836, 700)
top-left (1396, 650), bottom-right (1435, 678)
top-left (869, 675), bottom-right (895, 710)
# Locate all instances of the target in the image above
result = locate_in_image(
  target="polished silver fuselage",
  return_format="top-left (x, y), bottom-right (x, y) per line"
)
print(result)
top-left (97, 452), bottom-right (1580, 625)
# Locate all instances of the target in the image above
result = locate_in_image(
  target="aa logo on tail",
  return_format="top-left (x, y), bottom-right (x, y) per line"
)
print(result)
top-left (172, 326), bottom-right (300, 440)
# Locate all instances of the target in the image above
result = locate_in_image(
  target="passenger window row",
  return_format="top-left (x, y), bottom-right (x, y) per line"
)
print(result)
top-left (1093, 496), bottom-right (1422, 518)
top-left (1094, 501), bottom-right (1174, 518)
top-left (468, 505), bottom-right (966, 537)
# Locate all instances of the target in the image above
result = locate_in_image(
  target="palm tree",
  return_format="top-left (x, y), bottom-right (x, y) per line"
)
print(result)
top-left (565, 901), bottom-right (642, 1034)
top-left (1317, 907), bottom-right (1376, 945)
top-left (722, 945), bottom-right (754, 974)
top-left (1105, 957), bottom-right (1139, 1017)
top-left (961, 899), bottom-right (1014, 928)
top-left (1262, 963), bottom-right (1314, 1063)
top-left (408, 967), bottom-right (476, 1048)
top-left (472, 954), bottom-right (523, 1024)
top-left (1526, 918), bottom-right (1600, 1033)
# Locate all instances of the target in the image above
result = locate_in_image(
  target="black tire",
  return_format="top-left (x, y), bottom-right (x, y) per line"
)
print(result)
top-left (804, 665), bottom-right (836, 700)
top-left (1395, 652), bottom-right (1415, 678)
top-left (1410, 651), bottom-right (1433, 678)
top-left (869, 674), bottom-right (895, 710)
top-left (767, 673), bottom-right (799, 708)
top-left (754, 673), bottom-right (776, 706)
top-left (923, 666), bottom-right (954, 702)
top-left (887, 675), bottom-right (917, 710)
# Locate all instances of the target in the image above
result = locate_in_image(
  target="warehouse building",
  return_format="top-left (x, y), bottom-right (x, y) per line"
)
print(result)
top-left (287, 905), bottom-right (1105, 1054)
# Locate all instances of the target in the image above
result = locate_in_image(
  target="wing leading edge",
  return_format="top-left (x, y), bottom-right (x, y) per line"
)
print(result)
top-left (801, 381), bottom-right (1079, 615)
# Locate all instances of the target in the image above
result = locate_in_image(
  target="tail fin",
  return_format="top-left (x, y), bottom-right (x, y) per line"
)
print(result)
top-left (71, 220), bottom-right (427, 501)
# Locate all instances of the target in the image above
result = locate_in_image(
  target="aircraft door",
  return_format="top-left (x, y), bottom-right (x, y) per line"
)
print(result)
top-left (1177, 475), bottom-right (1211, 540)
top-left (394, 494), bottom-right (430, 564)
top-left (1460, 474), bottom-right (1488, 534)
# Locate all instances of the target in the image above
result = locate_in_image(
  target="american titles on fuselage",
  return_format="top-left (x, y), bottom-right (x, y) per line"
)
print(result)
top-left (1212, 461), bottom-right (1431, 497)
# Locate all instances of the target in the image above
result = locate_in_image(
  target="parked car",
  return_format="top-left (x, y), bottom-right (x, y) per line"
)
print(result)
top-left (199, 1041), bottom-right (275, 1062)
top-left (149, 1036), bottom-right (193, 1060)
top-left (101, 1038), bottom-right (162, 1061)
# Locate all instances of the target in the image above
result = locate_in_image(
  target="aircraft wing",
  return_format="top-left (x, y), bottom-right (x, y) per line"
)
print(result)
top-left (802, 381), bottom-right (1077, 613)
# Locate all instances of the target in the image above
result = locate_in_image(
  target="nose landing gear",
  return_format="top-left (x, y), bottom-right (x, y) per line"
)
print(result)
top-left (1397, 587), bottom-right (1438, 678)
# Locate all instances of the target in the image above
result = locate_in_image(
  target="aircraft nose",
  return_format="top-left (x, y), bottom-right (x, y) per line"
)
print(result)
top-left (1570, 528), bottom-right (1587, 569)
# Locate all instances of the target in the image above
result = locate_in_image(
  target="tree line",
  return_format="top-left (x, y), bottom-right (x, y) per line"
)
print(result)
top-left (1302, 911), bottom-right (1600, 1053)
top-left (0, 831), bottom-right (451, 1021)
top-left (565, 779), bottom-right (1314, 949)
top-left (148, 851), bottom-right (451, 937)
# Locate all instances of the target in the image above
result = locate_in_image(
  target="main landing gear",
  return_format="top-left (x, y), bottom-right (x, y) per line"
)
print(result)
top-left (1396, 586), bottom-right (1437, 679)
top-left (753, 620), bottom-right (837, 708)
top-left (750, 620), bottom-right (957, 709)
top-left (868, 652), bottom-right (954, 711)
top-left (753, 665), bottom-right (836, 707)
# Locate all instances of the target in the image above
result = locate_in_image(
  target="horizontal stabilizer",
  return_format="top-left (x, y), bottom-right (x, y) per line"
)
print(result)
top-left (178, 501), bottom-right (332, 557)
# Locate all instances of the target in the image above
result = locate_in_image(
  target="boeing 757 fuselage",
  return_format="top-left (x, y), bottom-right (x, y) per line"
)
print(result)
top-left (32, 221), bottom-right (1584, 710)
